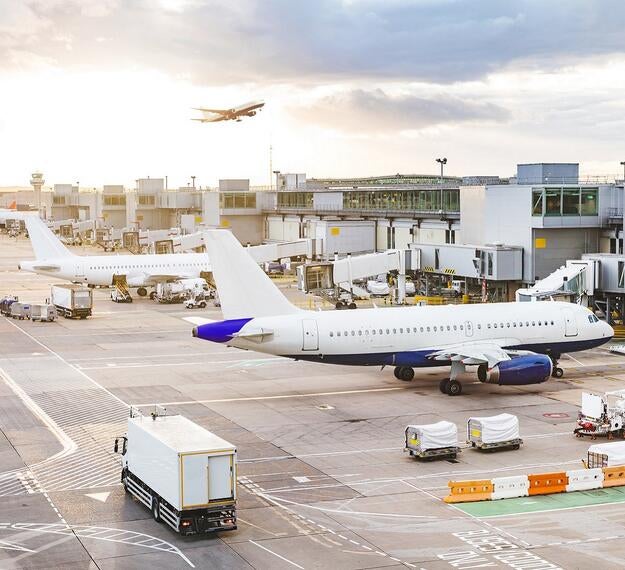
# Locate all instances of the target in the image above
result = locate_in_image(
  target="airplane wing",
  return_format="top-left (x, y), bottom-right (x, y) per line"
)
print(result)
top-left (427, 341), bottom-right (522, 368)
top-left (140, 271), bottom-right (196, 283)
top-left (193, 107), bottom-right (231, 114)
top-left (191, 115), bottom-right (229, 123)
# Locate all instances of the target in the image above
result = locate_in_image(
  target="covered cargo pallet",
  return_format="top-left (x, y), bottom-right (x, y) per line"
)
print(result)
top-left (467, 413), bottom-right (522, 451)
top-left (587, 441), bottom-right (625, 467)
top-left (405, 421), bottom-right (459, 460)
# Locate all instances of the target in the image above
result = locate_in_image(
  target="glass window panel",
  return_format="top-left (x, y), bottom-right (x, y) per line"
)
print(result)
top-left (562, 188), bottom-right (580, 215)
top-left (545, 189), bottom-right (561, 216)
top-left (581, 189), bottom-right (598, 215)
top-left (532, 189), bottom-right (544, 216)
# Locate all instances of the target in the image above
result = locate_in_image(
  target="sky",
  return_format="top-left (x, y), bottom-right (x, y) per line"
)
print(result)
top-left (2, 0), bottom-right (625, 188)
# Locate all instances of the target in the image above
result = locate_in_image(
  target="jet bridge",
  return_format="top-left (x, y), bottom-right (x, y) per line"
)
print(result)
top-left (299, 249), bottom-right (419, 305)
top-left (515, 260), bottom-right (598, 305)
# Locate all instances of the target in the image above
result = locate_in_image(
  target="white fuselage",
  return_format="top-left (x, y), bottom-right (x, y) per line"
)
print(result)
top-left (202, 301), bottom-right (612, 366)
top-left (20, 252), bottom-right (212, 287)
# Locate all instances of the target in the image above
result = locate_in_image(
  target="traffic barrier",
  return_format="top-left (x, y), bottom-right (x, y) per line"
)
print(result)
top-left (566, 468), bottom-right (603, 492)
top-left (527, 471), bottom-right (568, 495)
top-left (491, 475), bottom-right (530, 500)
top-left (602, 466), bottom-right (625, 487)
top-left (444, 480), bottom-right (493, 503)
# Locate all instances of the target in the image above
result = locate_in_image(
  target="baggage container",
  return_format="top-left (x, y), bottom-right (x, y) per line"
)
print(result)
top-left (10, 302), bottom-right (31, 320)
top-left (405, 421), bottom-right (459, 460)
top-left (30, 304), bottom-right (57, 322)
top-left (587, 441), bottom-right (625, 468)
top-left (114, 412), bottom-right (237, 535)
top-left (467, 413), bottom-right (522, 451)
top-left (0, 295), bottom-right (18, 316)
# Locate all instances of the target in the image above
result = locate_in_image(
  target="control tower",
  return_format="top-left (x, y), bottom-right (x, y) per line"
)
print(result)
top-left (30, 171), bottom-right (44, 215)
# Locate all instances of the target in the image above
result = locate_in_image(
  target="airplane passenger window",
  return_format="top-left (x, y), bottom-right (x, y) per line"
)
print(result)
top-left (487, 324), bottom-right (491, 328)
top-left (494, 323), bottom-right (498, 328)
top-left (365, 330), bottom-right (369, 335)
top-left (506, 323), bottom-right (510, 328)
top-left (379, 329), bottom-right (383, 334)
top-left (447, 325), bottom-right (451, 331)
top-left (358, 331), bottom-right (362, 336)
top-left (393, 328), bottom-right (397, 333)
top-left (386, 329), bottom-right (390, 334)
top-left (426, 327), bottom-right (430, 332)
top-left (538, 321), bottom-right (541, 326)
top-left (329, 332), bottom-right (334, 337)
top-left (477, 324), bottom-right (481, 329)
top-left (519, 322), bottom-right (523, 327)
top-left (453, 325), bottom-right (457, 331)
top-left (532, 321), bottom-right (535, 326)
top-left (513, 322), bottom-right (517, 327)
top-left (337, 332), bottom-right (341, 337)
top-left (420, 327), bottom-right (424, 332)
top-left (500, 323), bottom-right (504, 328)
top-left (372, 330), bottom-right (376, 335)
top-left (351, 331), bottom-right (355, 336)
top-left (460, 325), bottom-right (463, 331)
top-left (413, 327), bottom-right (417, 333)
top-left (400, 328), bottom-right (404, 333)
top-left (344, 331), bottom-right (348, 336)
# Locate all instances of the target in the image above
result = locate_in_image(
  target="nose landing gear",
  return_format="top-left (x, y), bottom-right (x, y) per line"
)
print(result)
top-left (549, 355), bottom-right (564, 378)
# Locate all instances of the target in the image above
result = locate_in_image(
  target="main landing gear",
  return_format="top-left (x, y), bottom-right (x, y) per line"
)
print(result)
top-left (439, 361), bottom-right (466, 396)
top-left (393, 366), bottom-right (414, 382)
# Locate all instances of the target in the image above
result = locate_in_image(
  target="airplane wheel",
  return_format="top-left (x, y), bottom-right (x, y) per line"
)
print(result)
top-left (446, 379), bottom-right (462, 396)
top-left (393, 367), bottom-right (401, 379)
top-left (439, 379), bottom-right (450, 394)
top-left (137, 287), bottom-right (147, 297)
top-left (199, 302), bottom-right (206, 308)
top-left (398, 367), bottom-right (414, 381)
top-left (149, 292), bottom-right (156, 300)
top-left (335, 302), bottom-right (345, 310)
top-left (552, 367), bottom-right (564, 379)
top-left (348, 303), bottom-right (357, 309)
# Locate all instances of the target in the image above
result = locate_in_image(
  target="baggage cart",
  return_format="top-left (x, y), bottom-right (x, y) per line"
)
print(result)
top-left (10, 302), bottom-right (31, 320)
top-left (404, 421), bottom-right (459, 460)
top-left (587, 441), bottom-right (625, 468)
top-left (467, 413), bottom-right (522, 451)
top-left (30, 304), bottom-right (57, 322)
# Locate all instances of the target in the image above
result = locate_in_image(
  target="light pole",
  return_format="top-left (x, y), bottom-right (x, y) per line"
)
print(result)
top-left (273, 170), bottom-right (281, 192)
top-left (435, 158), bottom-right (447, 211)
top-left (620, 161), bottom-right (625, 184)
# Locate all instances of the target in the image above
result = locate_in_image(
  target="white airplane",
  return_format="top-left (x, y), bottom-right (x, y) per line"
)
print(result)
top-left (192, 230), bottom-right (614, 396)
top-left (19, 217), bottom-right (212, 297)
top-left (191, 100), bottom-right (265, 123)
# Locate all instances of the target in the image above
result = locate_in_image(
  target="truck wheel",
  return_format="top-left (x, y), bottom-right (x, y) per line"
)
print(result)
top-left (199, 302), bottom-right (206, 308)
top-left (151, 497), bottom-right (161, 522)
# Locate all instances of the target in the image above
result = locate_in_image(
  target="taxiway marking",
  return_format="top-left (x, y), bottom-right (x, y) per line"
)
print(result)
top-left (249, 540), bottom-right (305, 569)
top-left (134, 386), bottom-right (409, 407)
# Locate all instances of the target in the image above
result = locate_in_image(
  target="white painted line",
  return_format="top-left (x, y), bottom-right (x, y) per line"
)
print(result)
top-left (248, 540), bottom-right (305, 569)
top-left (564, 353), bottom-right (586, 366)
top-left (4, 318), bottom-right (129, 409)
top-left (134, 386), bottom-right (408, 407)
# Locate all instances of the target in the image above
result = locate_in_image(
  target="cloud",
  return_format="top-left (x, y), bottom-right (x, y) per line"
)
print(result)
top-left (3, 0), bottom-right (625, 84)
top-left (290, 88), bottom-right (509, 133)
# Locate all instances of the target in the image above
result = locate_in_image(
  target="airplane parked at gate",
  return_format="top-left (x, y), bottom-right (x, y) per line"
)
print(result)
top-left (19, 217), bottom-right (212, 297)
top-left (192, 230), bottom-right (614, 396)
top-left (192, 100), bottom-right (265, 123)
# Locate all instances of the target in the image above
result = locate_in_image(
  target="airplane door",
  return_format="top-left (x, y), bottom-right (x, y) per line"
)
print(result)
top-left (464, 320), bottom-right (474, 337)
top-left (302, 319), bottom-right (319, 351)
top-left (75, 262), bottom-right (85, 280)
top-left (564, 309), bottom-right (578, 337)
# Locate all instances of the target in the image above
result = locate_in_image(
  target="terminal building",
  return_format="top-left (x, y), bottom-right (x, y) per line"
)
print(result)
top-left (1, 163), bottom-right (623, 312)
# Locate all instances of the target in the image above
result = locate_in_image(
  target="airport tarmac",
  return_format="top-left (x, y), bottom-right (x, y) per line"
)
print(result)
top-left (2, 233), bottom-right (625, 569)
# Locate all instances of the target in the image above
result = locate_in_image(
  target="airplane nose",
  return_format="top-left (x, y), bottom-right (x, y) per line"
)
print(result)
top-left (606, 321), bottom-right (615, 338)
top-left (192, 327), bottom-right (198, 338)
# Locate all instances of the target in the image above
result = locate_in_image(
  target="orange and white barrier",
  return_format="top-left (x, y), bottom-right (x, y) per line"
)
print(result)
top-left (445, 465), bottom-right (623, 504)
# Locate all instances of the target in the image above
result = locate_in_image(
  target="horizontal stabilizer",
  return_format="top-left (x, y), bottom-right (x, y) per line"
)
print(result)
top-left (183, 316), bottom-right (217, 326)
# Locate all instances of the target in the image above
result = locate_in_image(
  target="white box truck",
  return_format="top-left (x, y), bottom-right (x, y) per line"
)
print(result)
top-left (114, 413), bottom-right (237, 535)
top-left (51, 284), bottom-right (93, 319)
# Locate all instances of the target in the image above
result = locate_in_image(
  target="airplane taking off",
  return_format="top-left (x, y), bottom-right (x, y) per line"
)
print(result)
top-left (19, 217), bottom-right (212, 297)
top-left (193, 230), bottom-right (614, 396)
top-left (192, 100), bottom-right (265, 123)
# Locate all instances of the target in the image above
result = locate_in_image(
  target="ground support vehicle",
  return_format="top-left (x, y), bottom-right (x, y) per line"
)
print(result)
top-left (51, 284), bottom-right (93, 319)
top-left (0, 296), bottom-right (18, 316)
top-left (114, 410), bottom-right (237, 535)
top-left (575, 391), bottom-right (625, 439)
top-left (467, 414), bottom-right (522, 451)
top-left (404, 421), bottom-right (460, 461)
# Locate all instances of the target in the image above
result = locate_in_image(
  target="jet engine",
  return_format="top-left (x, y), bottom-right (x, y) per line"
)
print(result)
top-left (477, 354), bottom-right (552, 385)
